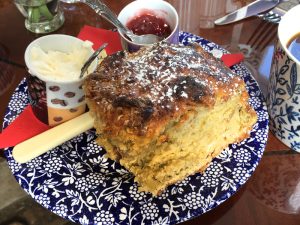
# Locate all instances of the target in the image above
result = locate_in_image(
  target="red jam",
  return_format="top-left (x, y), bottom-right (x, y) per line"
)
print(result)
top-left (126, 13), bottom-right (172, 38)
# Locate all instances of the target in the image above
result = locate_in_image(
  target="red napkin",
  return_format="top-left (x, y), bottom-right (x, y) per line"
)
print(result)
top-left (78, 25), bottom-right (122, 54)
top-left (221, 53), bottom-right (244, 68)
top-left (0, 25), bottom-right (244, 149)
top-left (0, 106), bottom-right (49, 148)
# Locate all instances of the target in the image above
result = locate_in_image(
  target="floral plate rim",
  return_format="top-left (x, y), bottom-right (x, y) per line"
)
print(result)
top-left (3, 31), bottom-right (269, 225)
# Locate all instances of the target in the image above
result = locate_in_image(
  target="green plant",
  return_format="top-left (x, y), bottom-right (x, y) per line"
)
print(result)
top-left (27, 0), bottom-right (54, 23)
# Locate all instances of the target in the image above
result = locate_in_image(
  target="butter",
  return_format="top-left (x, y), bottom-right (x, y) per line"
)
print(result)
top-left (30, 40), bottom-right (94, 81)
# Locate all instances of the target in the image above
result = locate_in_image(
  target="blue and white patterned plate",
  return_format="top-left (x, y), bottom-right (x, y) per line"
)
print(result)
top-left (3, 32), bottom-right (269, 225)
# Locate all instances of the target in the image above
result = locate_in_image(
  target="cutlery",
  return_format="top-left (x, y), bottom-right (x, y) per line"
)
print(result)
top-left (214, 0), bottom-right (287, 25)
top-left (13, 112), bottom-right (94, 163)
top-left (80, 42), bottom-right (108, 78)
top-left (258, 11), bottom-right (282, 23)
top-left (60, 0), bottom-right (163, 44)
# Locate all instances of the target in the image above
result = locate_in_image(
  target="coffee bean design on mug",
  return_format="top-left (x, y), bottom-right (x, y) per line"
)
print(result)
top-left (26, 74), bottom-right (48, 124)
top-left (47, 81), bottom-right (86, 126)
top-left (27, 74), bottom-right (87, 126)
top-left (49, 85), bottom-right (60, 92)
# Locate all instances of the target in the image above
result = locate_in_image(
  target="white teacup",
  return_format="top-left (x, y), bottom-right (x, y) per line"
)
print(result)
top-left (267, 5), bottom-right (300, 152)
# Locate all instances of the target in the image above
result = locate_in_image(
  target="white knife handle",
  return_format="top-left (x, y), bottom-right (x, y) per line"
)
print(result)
top-left (12, 112), bottom-right (94, 164)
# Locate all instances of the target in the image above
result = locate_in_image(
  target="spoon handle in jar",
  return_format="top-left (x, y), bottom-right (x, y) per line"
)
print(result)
top-left (80, 43), bottom-right (108, 79)
top-left (85, 0), bottom-right (129, 34)
top-left (12, 112), bottom-right (94, 164)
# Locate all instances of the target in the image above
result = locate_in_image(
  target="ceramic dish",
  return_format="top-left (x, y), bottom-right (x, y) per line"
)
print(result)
top-left (3, 32), bottom-right (269, 225)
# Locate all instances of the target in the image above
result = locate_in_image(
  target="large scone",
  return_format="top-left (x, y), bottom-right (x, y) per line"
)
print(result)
top-left (84, 42), bottom-right (257, 195)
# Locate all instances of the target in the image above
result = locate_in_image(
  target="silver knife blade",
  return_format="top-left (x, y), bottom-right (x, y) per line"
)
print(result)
top-left (215, 0), bottom-right (281, 25)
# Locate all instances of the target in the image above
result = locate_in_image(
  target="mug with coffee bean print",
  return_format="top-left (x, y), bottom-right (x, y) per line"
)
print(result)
top-left (267, 5), bottom-right (300, 152)
top-left (25, 34), bottom-right (99, 126)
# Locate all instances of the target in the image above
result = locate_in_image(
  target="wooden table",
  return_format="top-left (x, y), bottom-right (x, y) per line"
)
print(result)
top-left (1, 0), bottom-right (300, 224)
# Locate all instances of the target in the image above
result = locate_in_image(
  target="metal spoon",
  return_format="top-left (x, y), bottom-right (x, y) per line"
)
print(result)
top-left (80, 43), bottom-right (108, 79)
top-left (60, 0), bottom-right (163, 45)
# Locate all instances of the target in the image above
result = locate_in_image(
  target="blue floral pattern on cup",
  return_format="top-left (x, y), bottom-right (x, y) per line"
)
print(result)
top-left (267, 42), bottom-right (300, 152)
top-left (3, 32), bottom-right (269, 225)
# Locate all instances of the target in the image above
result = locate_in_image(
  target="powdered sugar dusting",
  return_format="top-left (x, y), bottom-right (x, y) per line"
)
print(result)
top-left (89, 42), bottom-right (239, 115)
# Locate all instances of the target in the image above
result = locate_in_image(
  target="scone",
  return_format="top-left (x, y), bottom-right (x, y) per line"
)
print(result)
top-left (84, 42), bottom-right (257, 195)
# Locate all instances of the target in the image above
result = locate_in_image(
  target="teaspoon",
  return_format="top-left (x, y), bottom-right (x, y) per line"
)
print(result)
top-left (80, 42), bottom-right (108, 79)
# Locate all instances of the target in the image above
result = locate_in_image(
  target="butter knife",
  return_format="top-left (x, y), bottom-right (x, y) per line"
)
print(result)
top-left (215, 0), bottom-right (286, 25)
top-left (13, 112), bottom-right (94, 163)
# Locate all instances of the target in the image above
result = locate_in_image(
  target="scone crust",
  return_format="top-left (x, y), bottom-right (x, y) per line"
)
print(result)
top-left (84, 42), bottom-right (257, 195)
top-left (84, 43), bottom-right (249, 137)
